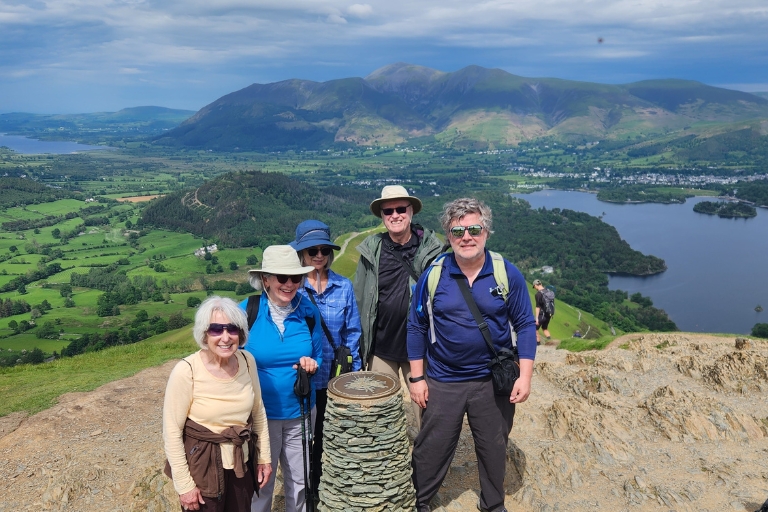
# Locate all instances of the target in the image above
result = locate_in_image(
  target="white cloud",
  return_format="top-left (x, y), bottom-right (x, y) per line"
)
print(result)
top-left (1, 0), bottom-right (767, 111)
top-left (347, 3), bottom-right (373, 18)
top-left (326, 13), bottom-right (347, 24)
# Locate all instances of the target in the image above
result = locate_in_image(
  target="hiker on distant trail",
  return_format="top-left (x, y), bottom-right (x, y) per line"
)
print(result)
top-left (240, 246), bottom-right (323, 512)
top-left (407, 197), bottom-right (537, 512)
top-left (353, 185), bottom-right (442, 435)
top-left (162, 296), bottom-right (271, 512)
top-left (290, 220), bottom-right (362, 494)
top-left (533, 279), bottom-right (555, 345)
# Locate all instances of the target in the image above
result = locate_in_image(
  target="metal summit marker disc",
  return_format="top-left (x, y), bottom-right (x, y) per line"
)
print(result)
top-left (327, 371), bottom-right (400, 401)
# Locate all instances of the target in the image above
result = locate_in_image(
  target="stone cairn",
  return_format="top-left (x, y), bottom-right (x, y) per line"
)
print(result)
top-left (318, 371), bottom-right (416, 511)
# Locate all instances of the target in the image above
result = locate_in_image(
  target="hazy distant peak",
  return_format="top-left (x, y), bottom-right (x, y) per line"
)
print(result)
top-left (365, 62), bottom-right (446, 82)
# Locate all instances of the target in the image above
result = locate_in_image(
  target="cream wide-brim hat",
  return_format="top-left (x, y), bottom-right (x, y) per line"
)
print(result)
top-left (369, 185), bottom-right (423, 218)
top-left (248, 245), bottom-right (315, 276)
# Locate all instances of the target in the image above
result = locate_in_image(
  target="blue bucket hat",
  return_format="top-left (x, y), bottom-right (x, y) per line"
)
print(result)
top-left (289, 220), bottom-right (341, 253)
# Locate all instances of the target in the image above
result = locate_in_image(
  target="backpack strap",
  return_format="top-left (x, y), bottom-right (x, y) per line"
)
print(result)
top-left (423, 251), bottom-right (515, 346)
top-left (305, 291), bottom-right (340, 350)
top-left (246, 294), bottom-right (261, 330)
top-left (424, 254), bottom-right (448, 344)
top-left (247, 293), bottom-right (317, 337)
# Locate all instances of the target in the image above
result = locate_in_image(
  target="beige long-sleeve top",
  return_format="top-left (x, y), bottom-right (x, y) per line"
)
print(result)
top-left (162, 350), bottom-right (270, 495)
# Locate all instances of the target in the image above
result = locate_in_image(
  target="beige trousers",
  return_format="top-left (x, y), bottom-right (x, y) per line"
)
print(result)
top-left (368, 355), bottom-right (423, 435)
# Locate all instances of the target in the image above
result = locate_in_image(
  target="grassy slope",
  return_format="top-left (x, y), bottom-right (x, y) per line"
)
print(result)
top-left (0, 327), bottom-right (196, 416)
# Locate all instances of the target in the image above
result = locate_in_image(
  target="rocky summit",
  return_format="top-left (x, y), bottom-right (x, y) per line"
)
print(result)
top-left (1, 333), bottom-right (766, 511)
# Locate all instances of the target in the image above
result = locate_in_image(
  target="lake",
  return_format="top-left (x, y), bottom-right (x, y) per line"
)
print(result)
top-left (514, 190), bottom-right (768, 335)
top-left (0, 133), bottom-right (107, 154)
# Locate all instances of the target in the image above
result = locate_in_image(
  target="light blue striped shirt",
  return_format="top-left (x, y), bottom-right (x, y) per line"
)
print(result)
top-left (298, 269), bottom-right (363, 387)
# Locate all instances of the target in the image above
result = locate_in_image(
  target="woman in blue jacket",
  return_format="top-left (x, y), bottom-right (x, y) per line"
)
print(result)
top-left (241, 245), bottom-right (323, 512)
top-left (290, 220), bottom-right (362, 493)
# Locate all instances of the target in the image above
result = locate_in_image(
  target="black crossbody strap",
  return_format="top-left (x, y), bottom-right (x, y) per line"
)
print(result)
top-left (383, 238), bottom-right (420, 282)
top-left (456, 277), bottom-right (499, 359)
top-left (305, 291), bottom-right (341, 351)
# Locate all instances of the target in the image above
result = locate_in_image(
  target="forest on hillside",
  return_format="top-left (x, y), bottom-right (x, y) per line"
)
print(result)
top-left (140, 170), bottom-right (380, 247)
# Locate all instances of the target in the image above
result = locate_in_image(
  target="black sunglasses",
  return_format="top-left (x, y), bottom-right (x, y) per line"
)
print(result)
top-left (207, 323), bottom-right (241, 336)
top-left (449, 224), bottom-right (484, 238)
top-left (273, 274), bottom-right (303, 284)
top-left (307, 247), bottom-right (332, 257)
top-left (381, 205), bottom-right (409, 216)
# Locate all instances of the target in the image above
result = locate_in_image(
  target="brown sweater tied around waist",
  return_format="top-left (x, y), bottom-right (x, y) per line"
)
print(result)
top-left (165, 416), bottom-right (256, 498)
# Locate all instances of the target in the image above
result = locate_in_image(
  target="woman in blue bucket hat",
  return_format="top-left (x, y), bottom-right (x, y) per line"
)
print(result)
top-left (290, 220), bottom-right (362, 495)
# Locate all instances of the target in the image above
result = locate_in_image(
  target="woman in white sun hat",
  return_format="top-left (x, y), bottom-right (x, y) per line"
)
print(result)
top-left (241, 245), bottom-right (323, 512)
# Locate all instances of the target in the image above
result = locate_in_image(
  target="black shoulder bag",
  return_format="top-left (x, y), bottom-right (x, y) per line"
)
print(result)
top-left (456, 277), bottom-right (520, 396)
top-left (305, 292), bottom-right (353, 378)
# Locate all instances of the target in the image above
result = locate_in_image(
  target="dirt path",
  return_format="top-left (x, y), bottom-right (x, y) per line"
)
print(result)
top-left (1, 333), bottom-right (767, 511)
top-left (335, 226), bottom-right (378, 260)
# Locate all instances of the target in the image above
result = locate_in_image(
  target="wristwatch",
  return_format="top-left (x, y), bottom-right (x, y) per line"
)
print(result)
top-left (408, 375), bottom-right (425, 383)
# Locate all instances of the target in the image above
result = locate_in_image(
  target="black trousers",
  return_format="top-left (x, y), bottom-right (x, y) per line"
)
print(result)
top-left (187, 468), bottom-right (254, 512)
top-left (311, 387), bottom-right (328, 492)
top-left (412, 376), bottom-right (515, 512)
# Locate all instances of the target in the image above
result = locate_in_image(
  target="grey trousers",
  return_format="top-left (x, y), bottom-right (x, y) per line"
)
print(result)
top-left (251, 409), bottom-right (315, 512)
top-left (412, 376), bottom-right (515, 512)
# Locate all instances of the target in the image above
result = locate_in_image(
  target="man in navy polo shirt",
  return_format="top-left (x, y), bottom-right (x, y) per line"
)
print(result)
top-left (407, 197), bottom-right (537, 512)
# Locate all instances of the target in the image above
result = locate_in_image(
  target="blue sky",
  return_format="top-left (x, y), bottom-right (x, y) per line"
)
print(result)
top-left (1, 0), bottom-right (767, 114)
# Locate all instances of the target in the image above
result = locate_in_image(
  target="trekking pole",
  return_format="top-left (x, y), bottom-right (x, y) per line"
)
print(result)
top-left (293, 365), bottom-right (315, 512)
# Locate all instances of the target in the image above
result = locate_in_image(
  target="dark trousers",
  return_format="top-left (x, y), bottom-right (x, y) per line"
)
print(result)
top-left (412, 377), bottom-right (515, 512)
top-left (311, 387), bottom-right (328, 492)
top-left (188, 468), bottom-right (254, 512)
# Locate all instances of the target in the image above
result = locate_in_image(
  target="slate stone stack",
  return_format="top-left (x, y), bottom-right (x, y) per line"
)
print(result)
top-left (318, 371), bottom-right (416, 511)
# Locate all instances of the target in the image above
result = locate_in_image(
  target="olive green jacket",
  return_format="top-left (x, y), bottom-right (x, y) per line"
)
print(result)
top-left (353, 225), bottom-right (442, 367)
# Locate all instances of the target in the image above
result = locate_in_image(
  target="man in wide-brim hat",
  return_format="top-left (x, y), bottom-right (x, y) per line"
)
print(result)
top-left (353, 185), bottom-right (442, 436)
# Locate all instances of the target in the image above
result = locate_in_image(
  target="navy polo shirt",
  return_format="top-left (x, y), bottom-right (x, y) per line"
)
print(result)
top-left (407, 251), bottom-right (536, 382)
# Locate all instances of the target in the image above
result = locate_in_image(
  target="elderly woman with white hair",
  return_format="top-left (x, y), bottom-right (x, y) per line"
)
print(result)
top-left (241, 245), bottom-right (323, 512)
top-left (163, 296), bottom-right (272, 512)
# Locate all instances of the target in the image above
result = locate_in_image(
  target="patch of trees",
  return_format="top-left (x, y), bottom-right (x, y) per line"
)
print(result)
top-left (1, 211), bottom-right (79, 231)
top-left (141, 170), bottom-right (377, 248)
top-left (0, 298), bottom-right (32, 318)
top-left (0, 177), bottom-right (75, 208)
top-left (0, 347), bottom-right (46, 368)
top-left (61, 310), bottom-right (192, 357)
top-left (733, 180), bottom-right (768, 207)
top-left (0, 262), bottom-right (64, 293)
top-left (752, 323), bottom-right (768, 338)
top-left (693, 201), bottom-right (756, 218)
top-left (596, 185), bottom-right (691, 204)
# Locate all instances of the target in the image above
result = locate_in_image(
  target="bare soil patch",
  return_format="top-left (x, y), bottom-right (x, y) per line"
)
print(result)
top-left (116, 195), bottom-right (162, 203)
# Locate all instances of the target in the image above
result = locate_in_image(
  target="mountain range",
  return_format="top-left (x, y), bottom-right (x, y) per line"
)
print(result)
top-left (153, 63), bottom-right (768, 151)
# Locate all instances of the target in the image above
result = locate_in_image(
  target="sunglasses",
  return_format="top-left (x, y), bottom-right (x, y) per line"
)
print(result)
top-left (307, 247), bottom-right (332, 257)
top-left (381, 205), bottom-right (409, 216)
top-left (272, 274), bottom-right (303, 284)
top-left (449, 224), bottom-right (484, 238)
top-left (207, 323), bottom-right (241, 336)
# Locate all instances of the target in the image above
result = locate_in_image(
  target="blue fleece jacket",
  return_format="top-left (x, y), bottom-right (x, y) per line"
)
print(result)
top-left (407, 251), bottom-right (536, 382)
top-left (241, 293), bottom-right (323, 420)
